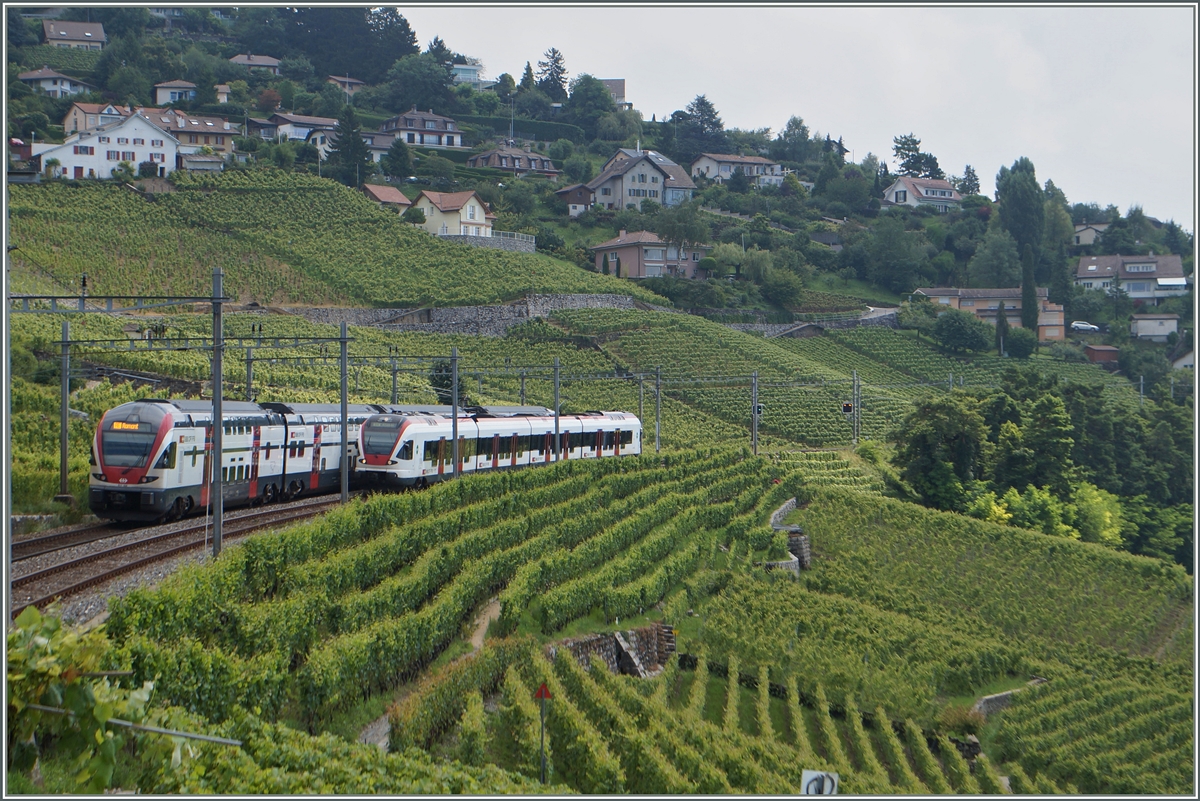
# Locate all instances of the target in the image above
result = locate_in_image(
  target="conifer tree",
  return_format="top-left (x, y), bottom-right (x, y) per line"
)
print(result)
top-left (1020, 244), bottom-right (1039, 331)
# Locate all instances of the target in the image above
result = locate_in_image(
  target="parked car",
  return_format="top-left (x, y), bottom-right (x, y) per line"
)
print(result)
top-left (1070, 320), bottom-right (1100, 332)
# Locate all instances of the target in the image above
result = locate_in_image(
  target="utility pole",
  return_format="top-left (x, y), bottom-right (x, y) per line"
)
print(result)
top-left (451, 346), bottom-right (459, 477)
top-left (852, 370), bottom-right (860, 446)
top-left (751, 370), bottom-right (759, 455)
top-left (638, 374), bottom-right (644, 422)
top-left (56, 321), bottom-right (72, 505)
top-left (1139, 375), bottom-right (1144, 408)
top-left (390, 352), bottom-right (398, 404)
top-left (553, 357), bottom-right (560, 462)
top-left (655, 365), bottom-right (661, 453)
top-left (245, 347), bottom-right (254, 401)
top-left (212, 268), bottom-right (224, 557)
top-left (340, 322), bottom-right (349, 503)
top-left (520, 369), bottom-right (526, 405)
top-left (948, 371), bottom-right (953, 392)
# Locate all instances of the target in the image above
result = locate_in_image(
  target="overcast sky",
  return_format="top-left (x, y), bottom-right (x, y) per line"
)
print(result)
top-left (400, 4), bottom-right (1196, 230)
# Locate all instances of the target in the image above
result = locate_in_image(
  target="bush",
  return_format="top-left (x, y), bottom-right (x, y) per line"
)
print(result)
top-left (548, 138), bottom-right (574, 160)
top-left (937, 704), bottom-right (986, 735)
top-left (933, 308), bottom-right (992, 352)
top-left (1048, 341), bottom-right (1087, 362)
top-left (1006, 326), bottom-right (1038, 359)
top-left (415, 154), bottom-right (455, 180)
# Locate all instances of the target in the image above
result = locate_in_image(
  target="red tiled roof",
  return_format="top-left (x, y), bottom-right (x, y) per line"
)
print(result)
top-left (417, 191), bottom-right (495, 218)
top-left (363, 184), bottom-right (412, 206)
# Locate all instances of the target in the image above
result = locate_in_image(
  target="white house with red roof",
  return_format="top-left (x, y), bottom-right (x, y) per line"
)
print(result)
top-left (882, 175), bottom-right (961, 212)
top-left (690, 153), bottom-right (785, 187)
top-left (32, 113), bottom-right (179, 179)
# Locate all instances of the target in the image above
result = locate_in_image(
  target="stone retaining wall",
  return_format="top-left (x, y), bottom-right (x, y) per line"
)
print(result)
top-left (438, 234), bottom-right (536, 253)
top-left (281, 307), bottom-right (415, 326)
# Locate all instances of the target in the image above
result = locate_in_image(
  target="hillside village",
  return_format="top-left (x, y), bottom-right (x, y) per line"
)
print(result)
top-left (4, 6), bottom-right (1195, 798)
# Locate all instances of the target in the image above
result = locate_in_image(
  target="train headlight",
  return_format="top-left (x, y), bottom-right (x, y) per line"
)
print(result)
top-left (92, 473), bottom-right (105, 481)
top-left (138, 476), bottom-right (159, 484)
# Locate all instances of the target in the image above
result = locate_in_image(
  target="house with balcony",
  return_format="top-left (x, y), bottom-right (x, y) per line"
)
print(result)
top-left (412, 190), bottom-right (496, 237)
top-left (32, 113), bottom-right (179, 179)
top-left (466, 144), bottom-right (560, 177)
top-left (18, 66), bottom-right (94, 98)
top-left (587, 148), bottom-right (695, 211)
top-left (62, 102), bottom-right (130, 134)
top-left (881, 176), bottom-right (961, 212)
top-left (154, 80), bottom-right (197, 105)
top-left (450, 59), bottom-right (496, 92)
top-left (380, 107), bottom-right (465, 149)
top-left (690, 153), bottom-right (785, 187)
top-left (913, 287), bottom-right (1065, 341)
top-left (600, 79), bottom-right (633, 110)
top-left (311, 129), bottom-right (397, 164)
top-left (1074, 253), bottom-right (1189, 305)
top-left (133, 109), bottom-right (235, 156)
top-left (229, 54), bottom-right (281, 75)
top-left (42, 20), bottom-right (106, 49)
top-left (263, 112), bottom-right (338, 142)
top-left (590, 230), bottom-right (712, 279)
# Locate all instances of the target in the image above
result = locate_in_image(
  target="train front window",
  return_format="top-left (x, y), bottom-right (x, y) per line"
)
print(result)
top-left (397, 441), bottom-right (414, 460)
top-left (102, 430), bottom-right (157, 467)
top-left (362, 417), bottom-right (403, 456)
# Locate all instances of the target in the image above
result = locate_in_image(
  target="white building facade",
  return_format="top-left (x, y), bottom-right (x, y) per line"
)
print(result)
top-left (34, 114), bottom-right (179, 179)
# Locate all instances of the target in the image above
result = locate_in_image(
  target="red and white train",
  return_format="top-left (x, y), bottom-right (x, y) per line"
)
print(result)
top-left (88, 399), bottom-right (641, 523)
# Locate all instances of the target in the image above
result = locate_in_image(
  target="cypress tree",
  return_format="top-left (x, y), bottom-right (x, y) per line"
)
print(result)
top-left (601, 252), bottom-right (610, 274)
top-left (1020, 244), bottom-right (1039, 331)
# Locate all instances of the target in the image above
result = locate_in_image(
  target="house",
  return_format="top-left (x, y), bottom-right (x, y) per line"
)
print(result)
top-left (229, 54), bottom-right (281, 75)
top-left (1172, 350), bottom-right (1193, 370)
top-left (380, 107), bottom-right (465, 149)
top-left (1074, 254), bottom-right (1189, 305)
top-left (265, 113), bottom-right (338, 142)
top-left (555, 184), bottom-right (593, 218)
top-left (32, 113), bottom-right (179, 179)
top-left (154, 80), bottom-right (197, 105)
top-left (913, 287), bottom-right (1065, 341)
top-left (42, 20), bottom-right (106, 49)
top-left (1073, 221), bottom-right (1109, 247)
top-left (62, 102), bottom-right (130, 134)
top-left (133, 109), bottom-right (235, 155)
top-left (362, 184), bottom-right (413, 212)
top-left (1084, 344), bottom-right (1120, 364)
top-left (881, 176), bottom-right (962, 212)
top-left (449, 59), bottom-right (495, 92)
top-left (412, 190), bottom-right (496, 237)
top-left (1130, 313), bottom-right (1179, 342)
top-left (690, 153), bottom-right (785, 187)
top-left (466, 144), bottom-right (561, 177)
top-left (600, 79), bottom-right (632, 110)
top-left (17, 66), bottom-right (95, 98)
top-left (214, 84), bottom-right (232, 104)
top-left (328, 75), bottom-right (366, 98)
top-left (590, 230), bottom-right (712, 279)
top-left (312, 130), bottom-right (397, 164)
top-left (178, 153), bottom-right (225, 173)
top-left (587, 148), bottom-right (695, 211)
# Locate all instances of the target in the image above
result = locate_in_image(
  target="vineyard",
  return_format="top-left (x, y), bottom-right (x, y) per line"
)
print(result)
top-left (6, 172), bottom-right (664, 307)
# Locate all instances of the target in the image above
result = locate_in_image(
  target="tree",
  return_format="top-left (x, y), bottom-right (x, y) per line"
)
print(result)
top-left (996, 158), bottom-right (1045, 259)
top-left (493, 72), bottom-right (516, 101)
top-left (771, 116), bottom-right (812, 163)
top-left (1020, 244), bottom-right (1039, 331)
top-left (741, 247), bottom-right (773, 283)
top-left (894, 393), bottom-right (988, 510)
top-left (380, 137), bottom-right (411, 178)
top-left (562, 153), bottom-right (593, 183)
top-left (892, 133), bottom-right (941, 177)
top-left (951, 165), bottom-right (980, 196)
top-left (654, 203), bottom-right (709, 255)
top-left (425, 36), bottom-right (454, 66)
top-left (1071, 482), bottom-right (1125, 548)
top-left (601, 252), bottom-right (610, 275)
top-left (8, 8), bottom-right (35, 47)
top-left (518, 62), bottom-right (536, 92)
top-left (934, 308), bottom-right (992, 353)
top-left (1006, 326), bottom-right (1038, 359)
top-left (995, 305), bottom-right (1009, 353)
top-left (535, 48), bottom-right (568, 101)
top-left (401, 206), bottom-right (425, 225)
top-left (1023, 394), bottom-right (1074, 496)
top-left (992, 421), bottom-right (1035, 491)
top-left (386, 54), bottom-right (455, 115)
top-left (967, 229), bottom-right (1020, 287)
top-left (256, 88), bottom-right (282, 113)
top-left (563, 75), bottom-right (614, 140)
top-left (514, 87), bottom-right (552, 120)
top-left (328, 105), bottom-right (371, 187)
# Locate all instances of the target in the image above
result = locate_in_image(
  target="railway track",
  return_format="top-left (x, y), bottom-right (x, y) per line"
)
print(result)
top-left (9, 497), bottom-right (347, 620)
top-left (12, 523), bottom-right (124, 561)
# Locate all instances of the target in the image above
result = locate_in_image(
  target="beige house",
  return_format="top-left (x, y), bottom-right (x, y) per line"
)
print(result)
top-left (362, 184), bottom-right (413, 213)
top-left (413, 190), bottom-right (496, 237)
top-left (590, 230), bottom-right (712, 279)
top-left (380, 107), bottom-right (465, 149)
top-left (586, 148), bottom-right (695, 211)
top-left (214, 84), bottom-right (232, 104)
top-left (1130, 314), bottom-right (1179, 342)
top-left (466, 144), bottom-right (560, 177)
top-left (328, 75), bottom-right (366, 98)
top-left (1074, 254), bottom-right (1189, 305)
top-left (882, 176), bottom-right (962, 212)
top-left (913, 287), bottom-right (1066, 341)
top-left (154, 80), bottom-right (197, 105)
top-left (229, 54), bottom-right (281, 75)
top-left (62, 102), bottom-right (129, 134)
top-left (555, 184), bottom-right (594, 218)
top-left (1073, 222), bottom-right (1109, 247)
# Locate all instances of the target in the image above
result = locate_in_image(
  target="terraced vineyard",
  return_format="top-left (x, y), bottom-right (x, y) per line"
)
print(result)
top-left (7, 172), bottom-right (663, 307)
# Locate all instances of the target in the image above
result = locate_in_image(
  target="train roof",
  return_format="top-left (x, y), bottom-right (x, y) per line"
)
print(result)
top-left (260, 402), bottom-right (386, 415)
top-left (138, 399), bottom-right (265, 414)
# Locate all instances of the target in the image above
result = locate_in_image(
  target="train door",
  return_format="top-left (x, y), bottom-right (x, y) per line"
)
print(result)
top-left (510, 434), bottom-right (518, 467)
top-left (249, 426), bottom-right (261, 500)
top-left (437, 437), bottom-right (446, 476)
top-left (309, 423), bottom-right (323, 491)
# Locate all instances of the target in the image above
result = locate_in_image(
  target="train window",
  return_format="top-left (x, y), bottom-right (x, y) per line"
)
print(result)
top-left (423, 440), bottom-right (435, 463)
top-left (477, 436), bottom-right (493, 458)
top-left (461, 437), bottom-right (476, 459)
top-left (498, 435), bottom-right (512, 459)
top-left (538, 434), bottom-right (548, 455)
top-left (621, 430), bottom-right (633, 446)
top-left (604, 431), bottom-right (615, 449)
top-left (398, 441), bottom-right (413, 461)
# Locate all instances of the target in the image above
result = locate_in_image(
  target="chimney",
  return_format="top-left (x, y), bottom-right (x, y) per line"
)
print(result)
top-left (619, 229), bottom-right (626, 239)
top-left (524, 143), bottom-right (531, 152)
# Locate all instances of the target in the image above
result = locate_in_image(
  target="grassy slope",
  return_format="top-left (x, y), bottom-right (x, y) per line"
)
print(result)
top-left (6, 171), bottom-right (667, 307)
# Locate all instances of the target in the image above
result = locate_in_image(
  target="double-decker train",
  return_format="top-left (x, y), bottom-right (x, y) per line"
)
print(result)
top-left (88, 399), bottom-right (641, 523)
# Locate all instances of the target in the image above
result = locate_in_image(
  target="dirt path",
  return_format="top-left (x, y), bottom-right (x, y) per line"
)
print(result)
top-left (1151, 600), bottom-right (1193, 662)
top-left (357, 598), bottom-right (502, 751)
